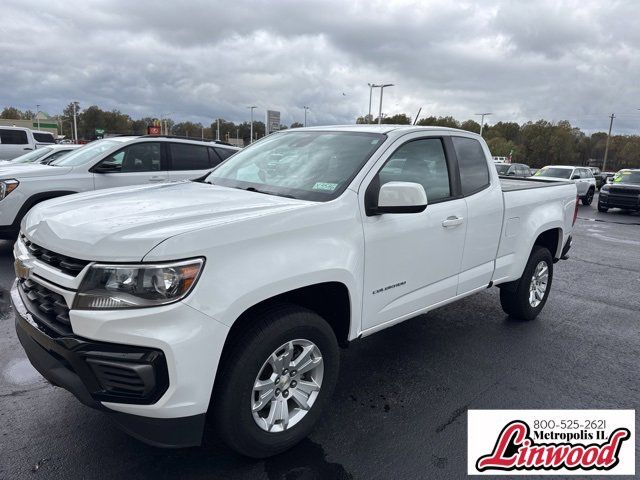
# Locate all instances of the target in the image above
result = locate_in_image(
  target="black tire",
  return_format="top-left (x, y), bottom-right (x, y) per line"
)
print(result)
top-left (499, 246), bottom-right (553, 321)
top-left (598, 204), bottom-right (608, 213)
top-left (212, 303), bottom-right (340, 458)
top-left (581, 188), bottom-right (594, 206)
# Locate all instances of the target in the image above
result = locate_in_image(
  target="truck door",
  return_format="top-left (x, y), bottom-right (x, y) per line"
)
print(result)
top-left (451, 136), bottom-right (503, 294)
top-left (360, 136), bottom-right (467, 331)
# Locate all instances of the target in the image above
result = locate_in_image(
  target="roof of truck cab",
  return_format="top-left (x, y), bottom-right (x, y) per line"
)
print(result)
top-left (291, 125), bottom-right (474, 135)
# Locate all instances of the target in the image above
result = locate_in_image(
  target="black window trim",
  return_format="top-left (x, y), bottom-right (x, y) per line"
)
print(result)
top-left (366, 135), bottom-right (462, 209)
top-left (449, 135), bottom-right (492, 198)
top-left (89, 141), bottom-right (166, 173)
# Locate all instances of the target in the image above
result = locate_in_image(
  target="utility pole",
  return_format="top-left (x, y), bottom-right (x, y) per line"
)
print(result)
top-left (248, 106), bottom-right (257, 144)
top-left (475, 112), bottom-right (492, 136)
top-left (236, 128), bottom-right (240, 146)
top-left (367, 83), bottom-right (378, 123)
top-left (602, 113), bottom-right (615, 172)
top-left (377, 83), bottom-right (394, 125)
top-left (303, 106), bottom-right (310, 127)
top-left (216, 118), bottom-right (220, 141)
top-left (36, 104), bottom-right (40, 130)
top-left (72, 101), bottom-right (79, 143)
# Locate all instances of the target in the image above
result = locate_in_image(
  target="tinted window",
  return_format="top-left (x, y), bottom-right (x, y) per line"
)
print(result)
top-left (100, 142), bottom-right (161, 172)
top-left (0, 129), bottom-right (28, 145)
top-left (170, 143), bottom-right (211, 170)
top-left (214, 147), bottom-right (236, 161)
top-left (495, 164), bottom-right (510, 175)
top-left (452, 137), bottom-right (490, 195)
top-left (378, 138), bottom-right (451, 202)
top-left (33, 132), bottom-right (55, 143)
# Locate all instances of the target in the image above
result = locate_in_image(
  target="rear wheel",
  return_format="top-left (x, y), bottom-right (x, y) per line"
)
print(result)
top-left (499, 246), bottom-right (553, 321)
top-left (212, 304), bottom-right (339, 458)
top-left (582, 188), bottom-right (594, 205)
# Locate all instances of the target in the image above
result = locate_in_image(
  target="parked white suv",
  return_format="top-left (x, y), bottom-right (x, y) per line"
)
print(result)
top-left (0, 126), bottom-right (56, 160)
top-left (534, 165), bottom-right (596, 205)
top-left (13, 126), bottom-right (577, 457)
top-left (0, 136), bottom-right (239, 238)
top-left (0, 144), bottom-right (82, 167)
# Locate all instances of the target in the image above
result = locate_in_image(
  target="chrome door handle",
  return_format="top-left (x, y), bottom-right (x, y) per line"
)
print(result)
top-left (148, 176), bottom-right (165, 182)
top-left (442, 216), bottom-right (464, 228)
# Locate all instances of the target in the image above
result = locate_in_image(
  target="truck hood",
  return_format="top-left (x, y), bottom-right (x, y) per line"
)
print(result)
top-left (0, 164), bottom-right (72, 178)
top-left (23, 182), bottom-right (313, 261)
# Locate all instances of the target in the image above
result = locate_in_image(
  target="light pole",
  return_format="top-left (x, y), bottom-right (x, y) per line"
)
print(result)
top-left (303, 106), bottom-right (310, 127)
top-left (367, 83), bottom-right (378, 123)
top-left (248, 106), bottom-right (257, 144)
top-left (36, 104), bottom-right (40, 130)
top-left (72, 101), bottom-right (79, 143)
top-left (602, 113), bottom-right (615, 172)
top-left (475, 112), bottom-right (492, 136)
top-left (216, 118), bottom-right (220, 141)
top-left (377, 83), bottom-right (394, 125)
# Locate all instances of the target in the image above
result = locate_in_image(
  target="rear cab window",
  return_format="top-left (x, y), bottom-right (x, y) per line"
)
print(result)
top-left (33, 132), bottom-right (55, 143)
top-left (452, 136), bottom-right (490, 196)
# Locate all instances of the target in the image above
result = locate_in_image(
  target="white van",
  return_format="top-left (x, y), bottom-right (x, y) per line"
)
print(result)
top-left (0, 127), bottom-right (56, 161)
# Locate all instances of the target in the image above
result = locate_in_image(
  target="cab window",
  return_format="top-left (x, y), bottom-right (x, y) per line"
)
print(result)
top-left (98, 142), bottom-right (162, 172)
top-left (377, 138), bottom-right (451, 203)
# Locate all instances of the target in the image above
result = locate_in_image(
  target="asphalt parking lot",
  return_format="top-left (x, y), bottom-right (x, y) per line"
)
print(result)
top-left (1, 193), bottom-right (639, 480)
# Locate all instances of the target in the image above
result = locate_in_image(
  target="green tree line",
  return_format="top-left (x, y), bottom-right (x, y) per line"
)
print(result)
top-left (357, 114), bottom-right (640, 171)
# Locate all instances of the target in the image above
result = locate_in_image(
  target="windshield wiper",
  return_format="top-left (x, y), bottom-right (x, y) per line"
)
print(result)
top-left (244, 186), bottom-right (296, 199)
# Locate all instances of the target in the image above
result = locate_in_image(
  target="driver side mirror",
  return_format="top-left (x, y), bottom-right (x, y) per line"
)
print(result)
top-left (571, 174), bottom-right (580, 180)
top-left (93, 161), bottom-right (121, 173)
top-left (367, 181), bottom-right (428, 216)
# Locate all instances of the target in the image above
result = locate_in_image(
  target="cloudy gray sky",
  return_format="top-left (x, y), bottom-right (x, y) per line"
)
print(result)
top-left (2, 0), bottom-right (640, 133)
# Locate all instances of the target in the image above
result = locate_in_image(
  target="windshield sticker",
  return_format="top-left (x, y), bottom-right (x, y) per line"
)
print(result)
top-left (312, 182), bottom-right (338, 192)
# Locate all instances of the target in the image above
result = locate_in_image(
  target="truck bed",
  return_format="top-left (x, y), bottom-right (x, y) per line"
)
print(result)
top-left (499, 176), bottom-right (573, 192)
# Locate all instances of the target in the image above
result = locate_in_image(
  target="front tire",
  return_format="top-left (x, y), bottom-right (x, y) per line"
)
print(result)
top-left (212, 304), bottom-right (339, 458)
top-left (598, 204), bottom-right (608, 213)
top-left (499, 246), bottom-right (553, 321)
top-left (582, 188), bottom-right (594, 205)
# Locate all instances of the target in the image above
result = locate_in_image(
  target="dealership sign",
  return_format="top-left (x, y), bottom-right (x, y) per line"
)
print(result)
top-left (468, 410), bottom-right (635, 475)
top-left (266, 110), bottom-right (280, 135)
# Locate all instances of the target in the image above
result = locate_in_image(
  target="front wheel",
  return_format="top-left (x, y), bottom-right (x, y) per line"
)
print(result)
top-left (582, 188), bottom-right (594, 205)
top-left (499, 246), bottom-right (553, 321)
top-left (598, 204), bottom-right (608, 213)
top-left (212, 304), bottom-right (339, 458)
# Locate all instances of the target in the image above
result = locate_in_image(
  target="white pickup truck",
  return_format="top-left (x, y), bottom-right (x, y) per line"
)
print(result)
top-left (12, 126), bottom-right (577, 457)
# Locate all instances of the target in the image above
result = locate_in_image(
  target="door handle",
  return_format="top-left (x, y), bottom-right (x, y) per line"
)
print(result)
top-left (148, 176), bottom-right (165, 182)
top-left (442, 216), bottom-right (464, 228)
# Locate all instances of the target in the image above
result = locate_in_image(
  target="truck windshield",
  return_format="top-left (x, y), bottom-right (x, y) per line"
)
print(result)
top-left (535, 167), bottom-right (573, 179)
top-left (207, 131), bottom-right (386, 201)
top-left (613, 171), bottom-right (640, 184)
top-left (51, 139), bottom-right (120, 166)
top-left (9, 147), bottom-right (53, 164)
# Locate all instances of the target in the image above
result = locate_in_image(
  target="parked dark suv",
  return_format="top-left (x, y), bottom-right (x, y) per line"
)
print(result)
top-left (598, 169), bottom-right (640, 213)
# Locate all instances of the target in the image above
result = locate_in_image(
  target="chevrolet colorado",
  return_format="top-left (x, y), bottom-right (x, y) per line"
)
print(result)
top-left (12, 125), bottom-right (577, 457)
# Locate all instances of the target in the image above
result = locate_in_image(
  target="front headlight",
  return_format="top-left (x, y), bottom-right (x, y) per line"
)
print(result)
top-left (0, 179), bottom-right (19, 200)
top-left (600, 185), bottom-right (610, 193)
top-left (74, 258), bottom-right (204, 309)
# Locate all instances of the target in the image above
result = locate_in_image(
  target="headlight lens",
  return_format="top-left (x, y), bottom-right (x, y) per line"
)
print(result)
top-left (0, 179), bottom-right (19, 200)
top-left (74, 258), bottom-right (204, 309)
top-left (600, 185), bottom-right (610, 193)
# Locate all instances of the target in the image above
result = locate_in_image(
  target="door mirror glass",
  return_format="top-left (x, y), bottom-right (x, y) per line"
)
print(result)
top-left (373, 181), bottom-right (428, 215)
top-left (571, 174), bottom-right (580, 180)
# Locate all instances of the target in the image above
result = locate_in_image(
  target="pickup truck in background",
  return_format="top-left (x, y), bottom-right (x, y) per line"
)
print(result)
top-left (0, 126), bottom-right (56, 160)
top-left (12, 126), bottom-right (577, 458)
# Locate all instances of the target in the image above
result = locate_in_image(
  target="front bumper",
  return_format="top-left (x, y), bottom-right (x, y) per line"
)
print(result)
top-left (598, 193), bottom-right (640, 210)
top-left (12, 281), bottom-right (219, 448)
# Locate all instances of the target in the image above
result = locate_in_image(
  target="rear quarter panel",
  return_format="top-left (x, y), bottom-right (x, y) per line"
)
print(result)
top-left (492, 183), bottom-right (577, 284)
